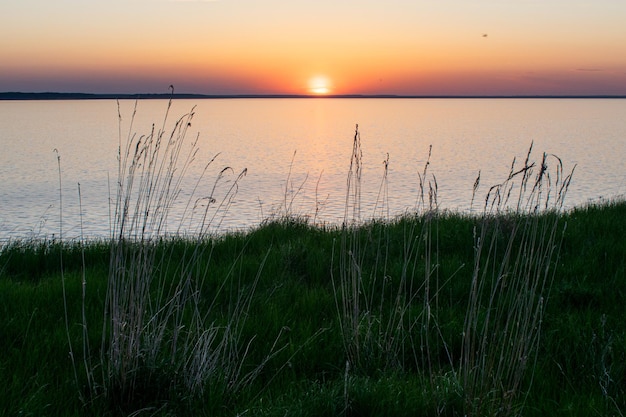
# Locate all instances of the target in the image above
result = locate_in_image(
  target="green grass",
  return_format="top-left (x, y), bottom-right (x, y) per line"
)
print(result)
top-left (2, 103), bottom-right (623, 416)
top-left (1, 200), bottom-right (625, 416)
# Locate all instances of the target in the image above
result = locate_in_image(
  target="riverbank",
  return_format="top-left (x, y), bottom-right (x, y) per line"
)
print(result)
top-left (1, 199), bottom-right (624, 416)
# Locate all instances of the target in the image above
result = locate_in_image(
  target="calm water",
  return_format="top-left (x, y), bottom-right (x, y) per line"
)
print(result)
top-left (1, 98), bottom-right (625, 241)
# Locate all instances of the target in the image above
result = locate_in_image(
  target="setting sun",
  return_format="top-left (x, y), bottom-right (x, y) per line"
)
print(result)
top-left (2, 1), bottom-right (626, 96)
top-left (308, 76), bottom-right (331, 95)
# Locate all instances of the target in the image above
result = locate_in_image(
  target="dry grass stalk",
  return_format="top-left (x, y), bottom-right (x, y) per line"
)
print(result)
top-left (461, 144), bottom-right (575, 416)
top-left (69, 96), bottom-right (277, 410)
top-left (332, 129), bottom-right (445, 378)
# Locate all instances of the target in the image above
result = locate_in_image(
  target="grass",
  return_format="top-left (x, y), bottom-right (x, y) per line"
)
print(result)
top-left (1, 101), bottom-right (625, 416)
top-left (1, 200), bottom-right (626, 415)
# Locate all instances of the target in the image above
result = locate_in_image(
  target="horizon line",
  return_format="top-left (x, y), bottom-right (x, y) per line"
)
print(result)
top-left (2, 92), bottom-right (626, 100)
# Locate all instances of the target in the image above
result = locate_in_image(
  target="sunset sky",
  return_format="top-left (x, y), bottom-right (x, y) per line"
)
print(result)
top-left (2, 0), bottom-right (626, 96)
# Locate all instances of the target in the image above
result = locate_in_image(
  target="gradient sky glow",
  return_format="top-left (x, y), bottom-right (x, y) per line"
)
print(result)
top-left (2, 0), bottom-right (626, 95)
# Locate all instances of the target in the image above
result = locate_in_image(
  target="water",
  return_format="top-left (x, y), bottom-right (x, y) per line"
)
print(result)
top-left (1, 98), bottom-right (625, 241)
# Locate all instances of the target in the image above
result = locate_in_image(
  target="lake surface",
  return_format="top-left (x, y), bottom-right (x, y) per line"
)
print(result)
top-left (1, 98), bottom-right (625, 241)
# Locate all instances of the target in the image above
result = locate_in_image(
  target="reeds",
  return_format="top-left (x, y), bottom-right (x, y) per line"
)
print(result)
top-left (331, 126), bottom-right (454, 415)
top-left (2, 103), bottom-right (592, 415)
top-left (75, 97), bottom-right (281, 412)
top-left (5, 155), bottom-right (626, 416)
top-left (331, 133), bottom-right (574, 416)
top-left (460, 144), bottom-right (575, 416)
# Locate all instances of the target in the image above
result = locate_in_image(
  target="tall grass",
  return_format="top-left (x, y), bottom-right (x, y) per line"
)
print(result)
top-left (460, 145), bottom-right (575, 416)
top-left (4, 100), bottom-right (607, 415)
top-left (331, 126), bottom-right (456, 415)
top-left (3, 166), bottom-right (625, 416)
top-left (73, 97), bottom-right (283, 413)
top-left (331, 131), bottom-right (574, 415)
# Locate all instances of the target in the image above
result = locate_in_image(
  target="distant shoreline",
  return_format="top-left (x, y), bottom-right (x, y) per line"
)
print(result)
top-left (1, 92), bottom-right (626, 100)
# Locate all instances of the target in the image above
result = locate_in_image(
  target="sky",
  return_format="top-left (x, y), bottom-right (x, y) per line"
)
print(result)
top-left (2, 0), bottom-right (626, 96)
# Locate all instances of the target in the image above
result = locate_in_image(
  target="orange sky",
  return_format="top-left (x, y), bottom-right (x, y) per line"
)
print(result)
top-left (2, 0), bottom-right (626, 95)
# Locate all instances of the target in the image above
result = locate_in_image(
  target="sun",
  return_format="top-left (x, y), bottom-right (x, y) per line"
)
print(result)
top-left (308, 76), bottom-right (332, 95)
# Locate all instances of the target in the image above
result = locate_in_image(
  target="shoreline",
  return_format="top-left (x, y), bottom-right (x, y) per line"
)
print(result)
top-left (2, 92), bottom-right (626, 100)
